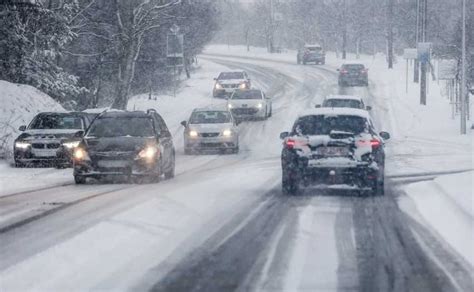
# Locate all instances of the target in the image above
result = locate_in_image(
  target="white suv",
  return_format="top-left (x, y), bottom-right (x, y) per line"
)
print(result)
top-left (227, 89), bottom-right (272, 120)
top-left (213, 71), bottom-right (251, 98)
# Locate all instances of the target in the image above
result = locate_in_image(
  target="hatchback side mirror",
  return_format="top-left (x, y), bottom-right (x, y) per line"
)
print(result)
top-left (180, 121), bottom-right (187, 127)
top-left (213, 77), bottom-right (217, 81)
top-left (19, 125), bottom-right (26, 131)
top-left (379, 131), bottom-right (390, 140)
top-left (366, 106), bottom-right (372, 111)
top-left (336, 69), bottom-right (340, 71)
top-left (280, 132), bottom-right (289, 139)
top-left (74, 130), bottom-right (84, 138)
top-left (315, 104), bottom-right (321, 108)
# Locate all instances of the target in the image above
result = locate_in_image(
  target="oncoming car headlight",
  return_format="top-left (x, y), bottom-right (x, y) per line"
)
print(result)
top-left (256, 103), bottom-right (263, 109)
top-left (222, 129), bottom-right (232, 137)
top-left (238, 83), bottom-right (247, 89)
top-left (188, 130), bottom-right (198, 137)
top-left (15, 141), bottom-right (31, 149)
top-left (74, 148), bottom-right (90, 161)
top-left (62, 141), bottom-right (80, 149)
top-left (227, 103), bottom-right (233, 109)
top-left (138, 146), bottom-right (159, 160)
top-left (215, 83), bottom-right (222, 89)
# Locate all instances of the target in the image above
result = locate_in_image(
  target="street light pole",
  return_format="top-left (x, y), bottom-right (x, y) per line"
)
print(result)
top-left (460, 0), bottom-right (467, 134)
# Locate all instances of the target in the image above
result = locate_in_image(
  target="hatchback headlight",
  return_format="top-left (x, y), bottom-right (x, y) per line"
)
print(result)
top-left (256, 103), bottom-right (263, 109)
top-left (215, 83), bottom-right (222, 89)
top-left (227, 103), bottom-right (233, 109)
top-left (188, 130), bottom-right (198, 137)
top-left (74, 148), bottom-right (90, 161)
top-left (239, 83), bottom-right (247, 89)
top-left (138, 146), bottom-right (159, 160)
top-left (15, 141), bottom-right (31, 149)
top-left (62, 141), bottom-right (80, 149)
top-left (222, 129), bottom-right (232, 137)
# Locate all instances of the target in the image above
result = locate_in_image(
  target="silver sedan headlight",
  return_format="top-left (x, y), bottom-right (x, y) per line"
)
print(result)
top-left (62, 141), bottom-right (80, 149)
top-left (15, 141), bottom-right (31, 149)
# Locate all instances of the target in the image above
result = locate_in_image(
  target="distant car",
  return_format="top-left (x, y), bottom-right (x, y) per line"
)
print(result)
top-left (338, 63), bottom-right (369, 87)
top-left (280, 107), bottom-right (390, 195)
top-left (213, 71), bottom-right (251, 98)
top-left (13, 112), bottom-right (95, 168)
top-left (297, 44), bottom-right (325, 65)
top-left (72, 109), bottom-right (175, 184)
top-left (318, 95), bottom-right (371, 110)
top-left (227, 89), bottom-right (272, 120)
top-left (181, 108), bottom-right (239, 154)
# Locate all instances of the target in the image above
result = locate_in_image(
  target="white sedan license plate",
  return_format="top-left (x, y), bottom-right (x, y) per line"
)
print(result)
top-left (98, 160), bottom-right (129, 168)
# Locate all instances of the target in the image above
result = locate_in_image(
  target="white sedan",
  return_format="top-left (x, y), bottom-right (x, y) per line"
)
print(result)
top-left (227, 89), bottom-right (272, 120)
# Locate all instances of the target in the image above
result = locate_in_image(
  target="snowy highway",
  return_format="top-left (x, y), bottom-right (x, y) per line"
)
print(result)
top-left (0, 55), bottom-right (472, 291)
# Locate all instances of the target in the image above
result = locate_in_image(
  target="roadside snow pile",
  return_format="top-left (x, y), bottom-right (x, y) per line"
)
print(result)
top-left (400, 171), bottom-right (474, 266)
top-left (0, 80), bottom-right (64, 159)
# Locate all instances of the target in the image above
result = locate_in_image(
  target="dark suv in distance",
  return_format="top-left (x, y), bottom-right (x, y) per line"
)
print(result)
top-left (73, 109), bottom-right (175, 184)
top-left (337, 63), bottom-right (369, 87)
top-left (280, 108), bottom-right (390, 196)
top-left (14, 112), bottom-right (95, 168)
top-left (297, 44), bottom-right (325, 65)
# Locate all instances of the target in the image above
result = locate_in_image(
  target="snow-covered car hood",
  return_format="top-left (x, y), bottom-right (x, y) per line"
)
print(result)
top-left (188, 123), bottom-right (234, 133)
top-left (17, 129), bottom-right (81, 141)
top-left (228, 99), bottom-right (263, 107)
top-left (217, 79), bottom-right (246, 85)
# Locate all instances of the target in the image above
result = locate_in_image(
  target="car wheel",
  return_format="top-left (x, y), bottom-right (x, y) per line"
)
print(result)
top-left (269, 106), bottom-right (272, 117)
top-left (232, 146), bottom-right (239, 154)
top-left (282, 169), bottom-right (300, 195)
top-left (74, 175), bottom-right (86, 184)
top-left (14, 161), bottom-right (24, 168)
top-left (164, 155), bottom-right (175, 180)
top-left (184, 147), bottom-right (192, 155)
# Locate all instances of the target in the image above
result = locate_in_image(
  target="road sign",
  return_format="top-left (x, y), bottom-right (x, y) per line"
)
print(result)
top-left (417, 42), bottom-right (431, 63)
top-left (438, 59), bottom-right (457, 80)
top-left (167, 34), bottom-right (184, 58)
top-left (403, 48), bottom-right (417, 59)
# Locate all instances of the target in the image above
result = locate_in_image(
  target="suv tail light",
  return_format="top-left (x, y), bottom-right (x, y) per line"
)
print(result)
top-left (285, 138), bottom-right (307, 149)
top-left (360, 69), bottom-right (368, 74)
top-left (340, 69), bottom-right (348, 74)
top-left (370, 139), bottom-right (381, 149)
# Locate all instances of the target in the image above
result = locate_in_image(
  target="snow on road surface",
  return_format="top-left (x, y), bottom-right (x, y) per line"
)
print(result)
top-left (0, 47), bottom-right (472, 291)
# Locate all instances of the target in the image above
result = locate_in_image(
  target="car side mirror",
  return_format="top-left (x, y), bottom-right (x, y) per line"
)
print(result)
top-left (379, 131), bottom-right (390, 140)
top-left (366, 106), bottom-right (372, 111)
top-left (315, 104), bottom-right (321, 108)
top-left (180, 121), bottom-right (187, 127)
top-left (19, 125), bottom-right (26, 131)
top-left (280, 132), bottom-right (289, 140)
top-left (235, 120), bottom-right (241, 126)
top-left (74, 130), bottom-right (84, 138)
top-left (213, 77), bottom-right (217, 81)
top-left (336, 69), bottom-right (340, 71)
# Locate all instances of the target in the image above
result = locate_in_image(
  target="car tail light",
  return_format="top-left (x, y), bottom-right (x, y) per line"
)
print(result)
top-left (370, 139), bottom-right (381, 149)
top-left (285, 138), bottom-right (307, 149)
top-left (340, 69), bottom-right (348, 74)
top-left (360, 69), bottom-right (368, 74)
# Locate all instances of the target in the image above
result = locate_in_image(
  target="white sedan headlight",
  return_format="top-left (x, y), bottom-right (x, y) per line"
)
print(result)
top-left (15, 141), bottom-right (31, 149)
top-left (215, 83), bottom-right (222, 89)
top-left (222, 129), bottom-right (232, 137)
top-left (188, 130), bottom-right (198, 137)
top-left (238, 83), bottom-right (247, 89)
top-left (62, 141), bottom-right (80, 149)
top-left (227, 103), bottom-right (233, 109)
top-left (256, 103), bottom-right (263, 109)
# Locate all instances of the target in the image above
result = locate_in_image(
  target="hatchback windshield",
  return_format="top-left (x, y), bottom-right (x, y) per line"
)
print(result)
top-left (342, 64), bottom-right (365, 70)
top-left (218, 72), bottom-right (244, 80)
top-left (293, 115), bottom-right (369, 135)
top-left (30, 114), bottom-right (83, 130)
top-left (231, 90), bottom-right (262, 100)
top-left (189, 111), bottom-right (231, 124)
top-left (323, 99), bottom-right (362, 109)
top-left (87, 117), bottom-right (154, 137)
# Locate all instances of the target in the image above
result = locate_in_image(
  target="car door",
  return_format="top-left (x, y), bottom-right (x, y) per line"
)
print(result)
top-left (153, 114), bottom-right (174, 168)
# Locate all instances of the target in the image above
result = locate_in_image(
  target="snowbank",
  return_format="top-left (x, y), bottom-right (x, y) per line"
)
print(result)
top-left (0, 80), bottom-right (65, 159)
top-left (400, 171), bottom-right (474, 266)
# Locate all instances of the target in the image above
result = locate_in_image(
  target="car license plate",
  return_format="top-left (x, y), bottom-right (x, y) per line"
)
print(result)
top-left (33, 149), bottom-right (57, 157)
top-left (98, 160), bottom-right (129, 168)
top-left (318, 147), bottom-right (349, 156)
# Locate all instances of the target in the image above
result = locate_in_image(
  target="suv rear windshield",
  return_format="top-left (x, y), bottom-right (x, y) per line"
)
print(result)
top-left (342, 64), bottom-right (365, 70)
top-left (306, 47), bottom-right (322, 52)
top-left (293, 115), bottom-right (369, 135)
top-left (218, 72), bottom-right (244, 80)
top-left (190, 111), bottom-right (231, 124)
top-left (87, 117), bottom-right (154, 137)
top-left (323, 99), bottom-right (362, 109)
top-left (30, 114), bottom-right (83, 130)
top-left (231, 90), bottom-right (262, 100)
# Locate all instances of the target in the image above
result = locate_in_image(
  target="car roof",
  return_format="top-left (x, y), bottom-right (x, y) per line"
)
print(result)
top-left (304, 44), bottom-right (322, 48)
top-left (193, 106), bottom-right (230, 112)
top-left (219, 70), bottom-right (245, 74)
top-left (342, 62), bottom-right (366, 66)
top-left (36, 111), bottom-right (87, 117)
top-left (99, 111), bottom-right (153, 118)
top-left (299, 107), bottom-right (371, 119)
top-left (325, 95), bottom-right (363, 101)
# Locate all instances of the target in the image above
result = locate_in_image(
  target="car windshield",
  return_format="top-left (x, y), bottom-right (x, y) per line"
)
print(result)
top-left (306, 46), bottom-right (322, 52)
top-left (218, 72), bottom-right (244, 79)
top-left (87, 117), bottom-right (154, 137)
top-left (342, 64), bottom-right (365, 70)
top-left (29, 114), bottom-right (83, 130)
top-left (293, 115), bottom-right (369, 135)
top-left (323, 99), bottom-right (362, 109)
top-left (231, 90), bottom-right (262, 100)
top-left (189, 111), bottom-right (231, 124)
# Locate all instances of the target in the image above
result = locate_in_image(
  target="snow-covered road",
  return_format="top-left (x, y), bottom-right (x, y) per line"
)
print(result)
top-left (0, 55), bottom-right (472, 291)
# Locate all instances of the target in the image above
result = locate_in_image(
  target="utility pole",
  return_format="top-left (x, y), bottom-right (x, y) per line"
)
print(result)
top-left (342, 0), bottom-right (347, 59)
top-left (460, 0), bottom-right (467, 134)
top-left (387, 0), bottom-right (394, 69)
top-left (269, 0), bottom-right (274, 53)
top-left (420, 0), bottom-right (428, 105)
top-left (414, 0), bottom-right (420, 82)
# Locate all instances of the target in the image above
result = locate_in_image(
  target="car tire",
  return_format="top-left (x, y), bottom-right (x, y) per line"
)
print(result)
top-left (164, 155), bottom-right (175, 180)
top-left (74, 175), bottom-right (86, 184)
top-left (232, 146), bottom-right (239, 154)
top-left (282, 169), bottom-right (299, 195)
top-left (269, 106), bottom-right (272, 117)
top-left (14, 161), bottom-right (24, 168)
top-left (184, 147), bottom-right (192, 155)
